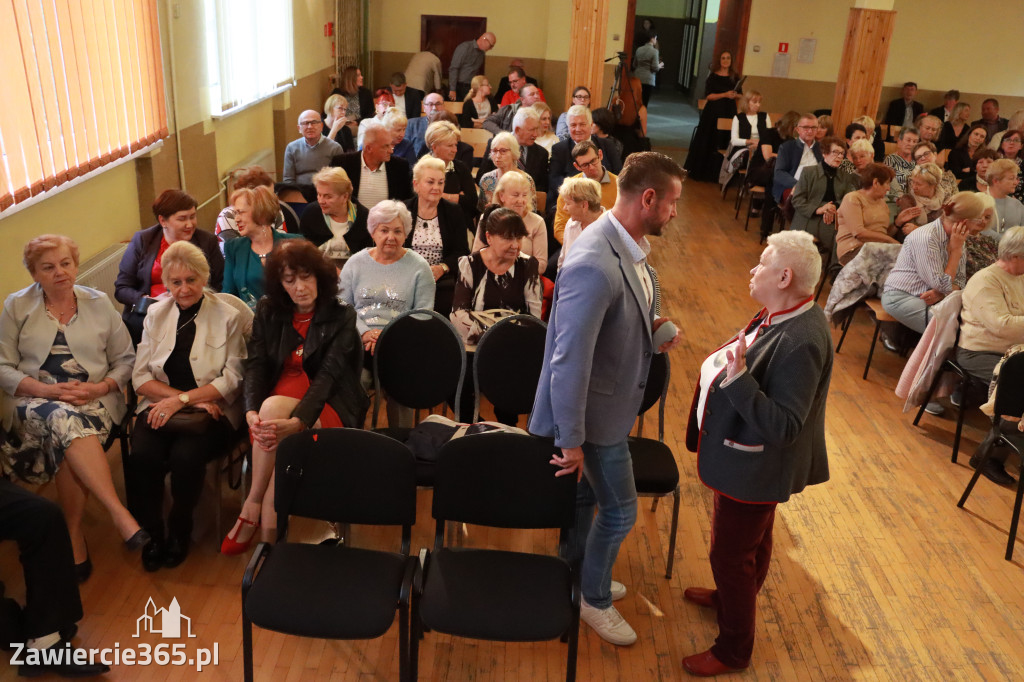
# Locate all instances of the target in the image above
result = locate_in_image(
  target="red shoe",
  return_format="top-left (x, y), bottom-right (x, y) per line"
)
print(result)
top-left (682, 650), bottom-right (747, 677)
top-left (684, 587), bottom-right (717, 609)
top-left (221, 516), bottom-right (260, 555)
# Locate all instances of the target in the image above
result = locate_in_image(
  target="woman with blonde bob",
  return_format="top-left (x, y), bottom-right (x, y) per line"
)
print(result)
top-left (299, 166), bottom-right (371, 262)
top-left (322, 93), bottom-right (355, 151)
top-left (531, 101), bottom-right (560, 153)
top-left (130, 241), bottom-right (249, 570)
top-left (556, 176), bottom-right (604, 268)
top-left (426, 120), bottom-right (478, 221)
top-left (404, 156), bottom-right (471, 314)
top-left (473, 170), bottom-right (547, 272)
top-left (477, 131), bottom-right (537, 210)
top-left (223, 185), bottom-right (302, 308)
top-left (895, 162), bottom-right (948, 230)
top-left (0, 235), bottom-right (145, 580)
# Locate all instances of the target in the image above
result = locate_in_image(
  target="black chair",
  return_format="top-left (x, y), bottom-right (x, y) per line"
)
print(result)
top-left (957, 353), bottom-right (1024, 561)
top-left (412, 433), bottom-right (579, 682)
top-left (372, 309), bottom-right (466, 428)
top-left (628, 352), bottom-right (680, 579)
top-left (242, 430), bottom-right (418, 682)
top-left (913, 352), bottom-right (988, 463)
top-left (472, 314), bottom-right (547, 423)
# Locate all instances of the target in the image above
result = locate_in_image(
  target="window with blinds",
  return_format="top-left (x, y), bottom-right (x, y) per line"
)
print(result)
top-left (0, 0), bottom-right (168, 213)
top-left (204, 0), bottom-right (294, 117)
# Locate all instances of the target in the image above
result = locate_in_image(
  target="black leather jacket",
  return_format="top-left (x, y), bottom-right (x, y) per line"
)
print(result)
top-left (243, 296), bottom-right (368, 428)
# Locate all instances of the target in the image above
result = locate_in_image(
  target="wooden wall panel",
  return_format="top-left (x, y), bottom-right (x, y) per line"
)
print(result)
top-left (832, 9), bottom-right (896, 131)
top-left (566, 0), bottom-right (609, 109)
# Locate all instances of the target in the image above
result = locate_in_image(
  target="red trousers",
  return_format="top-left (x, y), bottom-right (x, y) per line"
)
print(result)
top-left (708, 492), bottom-right (777, 668)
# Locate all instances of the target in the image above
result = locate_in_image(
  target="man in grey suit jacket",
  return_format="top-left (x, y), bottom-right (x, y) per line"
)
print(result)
top-left (529, 152), bottom-right (683, 646)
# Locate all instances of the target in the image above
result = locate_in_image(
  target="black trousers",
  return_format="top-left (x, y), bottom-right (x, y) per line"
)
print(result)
top-left (0, 480), bottom-right (83, 640)
top-left (127, 418), bottom-right (234, 541)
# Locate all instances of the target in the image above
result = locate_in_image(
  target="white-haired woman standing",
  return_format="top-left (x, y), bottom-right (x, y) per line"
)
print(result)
top-left (0, 235), bottom-right (146, 581)
top-left (683, 230), bottom-right (832, 677)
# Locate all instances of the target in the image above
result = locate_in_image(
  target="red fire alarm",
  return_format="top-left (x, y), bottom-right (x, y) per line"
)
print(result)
top-left (778, 42), bottom-right (789, 53)
top-left (324, 22), bottom-right (333, 37)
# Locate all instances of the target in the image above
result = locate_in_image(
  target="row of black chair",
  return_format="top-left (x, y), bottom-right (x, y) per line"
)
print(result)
top-left (241, 431), bottom-right (579, 682)
top-left (366, 309), bottom-right (681, 575)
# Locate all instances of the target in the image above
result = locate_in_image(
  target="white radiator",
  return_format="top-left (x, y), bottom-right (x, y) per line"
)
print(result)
top-left (77, 243), bottom-right (128, 313)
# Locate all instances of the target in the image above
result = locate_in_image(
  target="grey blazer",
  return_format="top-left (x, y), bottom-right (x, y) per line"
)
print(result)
top-left (0, 284), bottom-right (135, 424)
top-left (789, 164), bottom-right (858, 238)
top-left (686, 304), bottom-right (833, 504)
top-left (529, 214), bottom-right (655, 448)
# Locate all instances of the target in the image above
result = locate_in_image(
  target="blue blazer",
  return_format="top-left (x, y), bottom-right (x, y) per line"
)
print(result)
top-left (528, 214), bottom-right (655, 448)
top-left (772, 139), bottom-right (823, 202)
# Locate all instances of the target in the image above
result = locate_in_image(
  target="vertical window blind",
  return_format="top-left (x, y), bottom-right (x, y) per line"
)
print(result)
top-left (0, 0), bottom-right (167, 212)
top-left (205, 0), bottom-right (293, 117)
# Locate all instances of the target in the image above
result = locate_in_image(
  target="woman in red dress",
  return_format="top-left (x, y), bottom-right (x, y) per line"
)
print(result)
top-left (221, 240), bottom-right (367, 553)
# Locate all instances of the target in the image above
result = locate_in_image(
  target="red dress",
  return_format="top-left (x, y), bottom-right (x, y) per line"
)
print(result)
top-left (269, 312), bottom-right (344, 428)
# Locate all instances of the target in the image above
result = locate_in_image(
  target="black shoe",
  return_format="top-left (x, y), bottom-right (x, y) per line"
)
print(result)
top-left (74, 556), bottom-right (92, 584)
top-left (882, 335), bottom-right (900, 354)
top-left (141, 540), bottom-right (164, 572)
top-left (17, 639), bottom-right (110, 677)
top-left (162, 536), bottom-right (189, 569)
top-left (124, 529), bottom-right (151, 551)
top-left (980, 459), bottom-right (1017, 486)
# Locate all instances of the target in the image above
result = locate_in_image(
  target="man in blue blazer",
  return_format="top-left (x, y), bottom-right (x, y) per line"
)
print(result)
top-left (772, 113), bottom-right (823, 203)
top-left (529, 152), bottom-right (682, 646)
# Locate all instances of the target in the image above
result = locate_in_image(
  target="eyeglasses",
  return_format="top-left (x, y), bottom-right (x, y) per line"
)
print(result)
top-left (967, 217), bottom-right (989, 226)
top-left (1004, 139), bottom-right (1023, 146)
top-left (797, 125), bottom-right (816, 131)
top-left (913, 152), bottom-right (934, 162)
top-left (299, 120), bottom-right (322, 126)
top-left (491, 147), bottom-right (511, 155)
top-left (826, 149), bottom-right (845, 157)
top-left (424, 101), bottom-right (444, 109)
top-left (573, 93), bottom-right (590, 101)
top-left (576, 156), bottom-right (601, 170)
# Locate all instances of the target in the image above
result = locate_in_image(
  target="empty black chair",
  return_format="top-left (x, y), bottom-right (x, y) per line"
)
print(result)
top-left (628, 352), bottom-right (681, 578)
top-left (472, 314), bottom-right (547, 423)
top-left (957, 353), bottom-right (1024, 561)
top-left (913, 353), bottom-right (988, 463)
top-left (242, 429), bottom-right (418, 681)
top-left (412, 433), bottom-right (579, 682)
top-left (372, 309), bottom-right (466, 428)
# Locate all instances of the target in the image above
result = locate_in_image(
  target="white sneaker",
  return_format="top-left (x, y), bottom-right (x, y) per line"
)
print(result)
top-left (610, 580), bottom-right (626, 602)
top-left (580, 598), bottom-right (637, 646)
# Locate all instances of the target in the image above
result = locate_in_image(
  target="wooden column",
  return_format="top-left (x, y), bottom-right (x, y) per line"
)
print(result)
top-left (566, 0), bottom-right (609, 108)
top-left (831, 8), bottom-right (896, 131)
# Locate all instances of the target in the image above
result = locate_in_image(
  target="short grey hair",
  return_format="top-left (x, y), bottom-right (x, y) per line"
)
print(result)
top-left (366, 200), bottom-right (412, 239)
top-left (897, 126), bottom-right (919, 141)
top-left (490, 131), bottom-right (520, 161)
top-left (512, 105), bottom-right (541, 133)
top-left (987, 158), bottom-right (1020, 185)
top-left (362, 119), bottom-right (387, 145)
top-left (998, 225), bottom-right (1024, 261)
top-left (566, 104), bottom-right (593, 126)
top-left (765, 231), bottom-right (821, 296)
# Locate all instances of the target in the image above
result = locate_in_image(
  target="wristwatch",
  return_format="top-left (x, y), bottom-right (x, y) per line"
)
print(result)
top-left (178, 393), bottom-right (190, 405)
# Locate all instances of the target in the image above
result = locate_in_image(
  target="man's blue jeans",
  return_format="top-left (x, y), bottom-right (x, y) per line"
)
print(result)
top-left (566, 440), bottom-right (638, 609)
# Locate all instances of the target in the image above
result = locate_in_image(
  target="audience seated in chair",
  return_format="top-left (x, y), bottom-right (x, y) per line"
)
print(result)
top-left (836, 164), bottom-right (901, 266)
top-left (479, 105), bottom-right (550, 194)
top-left (556, 176), bottom-right (606, 269)
top-left (222, 240), bottom-right (367, 554)
top-left (130, 241), bottom-right (249, 572)
top-left (216, 166), bottom-right (299, 245)
top-left (772, 113), bottom-right (822, 203)
top-left (790, 136), bottom-right (857, 266)
top-left (299, 166), bottom-right (371, 263)
top-left (482, 84), bottom-right (542, 135)
top-left (1, 234), bottom-right (147, 581)
top-left (552, 140), bottom-right (619, 246)
top-left (473, 170), bottom-right (547, 272)
top-left (884, 126), bottom-right (920, 196)
top-left (282, 110), bottom-right (345, 186)
top-left (882, 192), bottom-right (992, 333)
top-left (330, 120), bottom-right (413, 209)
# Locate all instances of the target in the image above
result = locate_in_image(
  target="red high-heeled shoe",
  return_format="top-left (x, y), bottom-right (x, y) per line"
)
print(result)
top-left (220, 516), bottom-right (260, 555)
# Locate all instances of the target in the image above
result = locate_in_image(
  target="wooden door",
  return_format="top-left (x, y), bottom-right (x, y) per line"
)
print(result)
top-left (420, 15), bottom-right (488, 86)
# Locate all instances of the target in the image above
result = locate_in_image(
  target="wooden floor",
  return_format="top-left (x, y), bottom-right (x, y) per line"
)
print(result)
top-left (2, 177), bottom-right (1023, 681)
